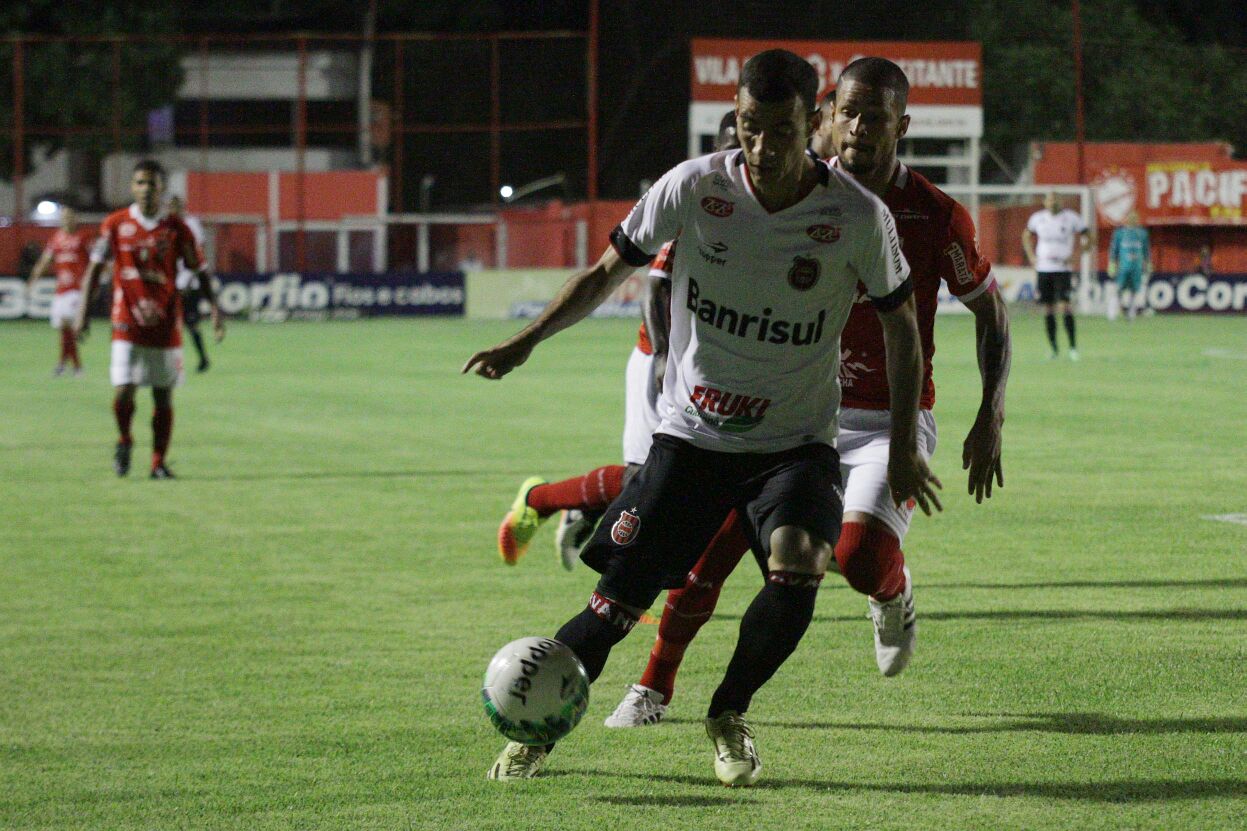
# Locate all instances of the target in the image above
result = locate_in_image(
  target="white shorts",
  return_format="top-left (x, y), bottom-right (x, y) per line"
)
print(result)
top-left (622, 347), bottom-right (662, 465)
top-left (838, 407), bottom-right (938, 541)
top-left (50, 291), bottom-right (81, 328)
top-left (110, 340), bottom-right (184, 388)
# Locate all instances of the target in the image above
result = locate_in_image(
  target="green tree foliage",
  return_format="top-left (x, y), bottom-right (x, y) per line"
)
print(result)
top-left (0, 2), bottom-right (184, 181)
top-left (972, 0), bottom-right (1247, 158)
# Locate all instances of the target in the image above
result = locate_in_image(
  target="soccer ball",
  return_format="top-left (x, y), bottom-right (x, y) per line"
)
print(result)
top-left (482, 637), bottom-right (590, 745)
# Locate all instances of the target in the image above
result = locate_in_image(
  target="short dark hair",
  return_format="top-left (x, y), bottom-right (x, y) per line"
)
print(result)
top-left (838, 57), bottom-right (910, 111)
top-left (133, 158), bottom-right (167, 183)
top-left (716, 110), bottom-right (739, 151)
top-left (739, 49), bottom-right (819, 113)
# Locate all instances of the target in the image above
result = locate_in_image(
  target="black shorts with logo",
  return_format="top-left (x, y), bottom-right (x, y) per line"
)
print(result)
top-left (581, 433), bottom-right (843, 610)
top-left (1037, 271), bottom-right (1074, 304)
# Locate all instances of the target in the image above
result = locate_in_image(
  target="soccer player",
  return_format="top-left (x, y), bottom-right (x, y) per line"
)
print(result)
top-left (1106, 211), bottom-right (1150, 321)
top-left (465, 50), bottom-right (938, 785)
top-left (497, 110), bottom-right (740, 571)
top-left (26, 207), bottom-right (91, 376)
top-left (605, 58), bottom-right (1012, 728)
top-left (73, 159), bottom-right (225, 479)
top-left (168, 195), bottom-right (212, 372)
top-left (1024, 192), bottom-right (1090, 360)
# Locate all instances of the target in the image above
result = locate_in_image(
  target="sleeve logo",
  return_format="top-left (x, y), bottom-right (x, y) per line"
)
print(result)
top-left (944, 241), bottom-right (973, 285)
top-left (610, 509), bottom-right (641, 546)
top-left (806, 224), bottom-right (841, 244)
top-left (700, 196), bottom-right (735, 217)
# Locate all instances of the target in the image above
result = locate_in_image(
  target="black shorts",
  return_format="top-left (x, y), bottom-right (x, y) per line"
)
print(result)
top-left (581, 434), bottom-right (843, 609)
top-left (1037, 271), bottom-right (1074, 305)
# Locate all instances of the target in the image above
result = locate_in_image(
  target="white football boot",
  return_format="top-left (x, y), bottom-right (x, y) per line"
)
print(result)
top-left (704, 711), bottom-right (761, 787)
top-left (868, 565), bottom-right (916, 677)
top-left (603, 684), bottom-right (668, 727)
top-left (486, 741), bottom-right (548, 781)
top-left (554, 509), bottom-right (596, 572)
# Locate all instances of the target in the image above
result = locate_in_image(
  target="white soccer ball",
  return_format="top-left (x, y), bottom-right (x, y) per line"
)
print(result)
top-left (482, 637), bottom-right (590, 745)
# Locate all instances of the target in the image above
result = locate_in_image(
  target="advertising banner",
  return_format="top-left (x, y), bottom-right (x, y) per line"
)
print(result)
top-left (1137, 271), bottom-right (1247, 314)
top-left (0, 272), bottom-right (465, 321)
top-left (689, 38), bottom-right (983, 141)
top-left (1091, 162), bottom-right (1247, 226)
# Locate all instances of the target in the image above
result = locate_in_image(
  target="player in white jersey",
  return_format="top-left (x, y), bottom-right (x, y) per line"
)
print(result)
top-left (465, 49), bottom-right (939, 787)
top-left (1024, 193), bottom-right (1090, 360)
top-left (168, 196), bottom-right (211, 373)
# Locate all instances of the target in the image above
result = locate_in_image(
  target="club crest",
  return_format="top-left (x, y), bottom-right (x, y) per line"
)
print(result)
top-left (610, 508), bottom-right (640, 546)
top-left (788, 256), bottom-right (820, 291)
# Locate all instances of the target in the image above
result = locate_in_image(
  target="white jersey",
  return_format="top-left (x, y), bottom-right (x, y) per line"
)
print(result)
top-left (1026, 208), bottom-right (1086, 272)
top-left (613, 149), bottom-right (911, 453)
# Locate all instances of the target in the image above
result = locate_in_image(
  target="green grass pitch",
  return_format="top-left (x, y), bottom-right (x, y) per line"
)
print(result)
top-left (2, 312), bottom-right (1245, 830)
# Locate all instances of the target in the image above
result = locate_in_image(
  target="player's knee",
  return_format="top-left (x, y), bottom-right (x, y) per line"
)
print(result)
top-left (834, 521), bottom-right (903, 596)
top-left (767, 525), bottom-right (833, 575)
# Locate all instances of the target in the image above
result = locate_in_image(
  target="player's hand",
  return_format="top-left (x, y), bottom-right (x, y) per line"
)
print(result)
top-left (211, 308), bottom-right (226, 343)
top-left (462, 335), bottom-right (536, 380)
top-left (887, 448), bottom-right (943, 516)
top-left (962, 409), bottom-right (1004, 504)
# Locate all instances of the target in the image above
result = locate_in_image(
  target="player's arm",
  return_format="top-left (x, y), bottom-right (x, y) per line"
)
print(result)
top-left (961, 287), bottom-right (1011, 503)
top-left (643, 274), bottom-right (671, 390)
top-left (876, 294), bottom-right (942, 515)
top-left (180, 234), bottom-right (225, 342)
top-left (466, 161), bottom-right (689, 380)
top-left (26, 248), bottom-right (53, 292)
top-left (463, 246), bottom-right (637, 380)
top-left (1022, 228), bottom-right (1038, 268)
top-left (1107, 230), bottom-right (1119, 278)
top-left (72, 260), bottom-right (107, 339)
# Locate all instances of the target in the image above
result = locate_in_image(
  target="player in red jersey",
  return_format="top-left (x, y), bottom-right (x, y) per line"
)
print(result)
top-left (495, 111), bottom-right (738, 570)
top-left (604, 57), bottom-right (1013, 727)
top-left (73, 159), bottom-right (225, 479)
top-left (26, 207), bottom-right (92, 376)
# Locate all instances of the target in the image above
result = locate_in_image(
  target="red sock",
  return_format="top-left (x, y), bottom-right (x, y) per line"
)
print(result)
top-left (151, 407), bottom-right (174, 468)
top-left (60, 329), bottom-right (80, 368)
top-left (834, 521), bottom-right (906, 600)
top-left (527, 465), bottom-right (626, 517)
top-left (637, 511), bottom-right (751, 703)
top-left (113, 399), bottom-right (135, 445)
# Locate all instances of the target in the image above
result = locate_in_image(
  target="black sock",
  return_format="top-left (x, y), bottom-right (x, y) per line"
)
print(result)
top-left (190, 326), bottom-right (207, 363)
top-left (707, 573), bottom-right (821, 718)
top-left (554, 591), bottom-right (638, 683)
top-left (1064, 313), bottom-right (1077, 349)
top-left (1045, 313), bottom-right (1058, 351)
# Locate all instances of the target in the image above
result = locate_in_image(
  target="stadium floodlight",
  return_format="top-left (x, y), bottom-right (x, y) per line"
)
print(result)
top-left (35, 200), bottom-right (60, 218)
top-left (501, 173), bottom-right (566, 203)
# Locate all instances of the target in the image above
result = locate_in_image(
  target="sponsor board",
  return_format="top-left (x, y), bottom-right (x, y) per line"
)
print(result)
top-left (1137, 272), bottom-right (1247, 314)
top-left (0, 272), bottom-right (465, 322)
top-left (213, 272), bottom-right (464, 320)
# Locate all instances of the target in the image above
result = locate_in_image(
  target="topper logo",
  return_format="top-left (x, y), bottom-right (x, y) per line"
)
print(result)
top-left (806, 224), bottom-right (841, 243)
top-left (700, 196), bottom-right (735, 217)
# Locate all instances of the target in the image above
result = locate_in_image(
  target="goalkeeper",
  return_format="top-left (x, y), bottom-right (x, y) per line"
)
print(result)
top-left (1107, 211), bottom-right (1150, 321)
